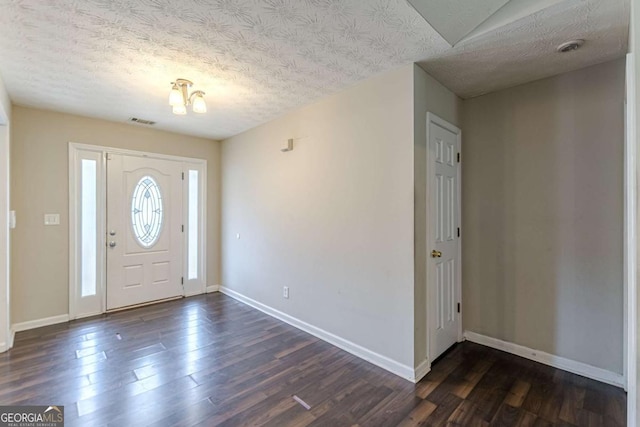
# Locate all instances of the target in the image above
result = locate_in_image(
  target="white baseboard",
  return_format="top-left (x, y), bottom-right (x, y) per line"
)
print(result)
top-left (8, 328), bottom-right (14, 348)
top-left (0, 328), bottom-right (14, 353)
top-left (71, 311), bottom-right (102, 321)
top-left (219, 286), bottom-right (418, 382)
top-left (414, 359), bottom-right (431, 382)
top-left (464, 331), bottom-right (625, 388)
top-left (185, 285), bottom-right (219, 297)
top-left (12, 314), bottom-right (70, 333)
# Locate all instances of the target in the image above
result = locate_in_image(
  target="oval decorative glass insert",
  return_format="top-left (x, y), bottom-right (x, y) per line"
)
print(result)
top-left (131, 176), bottom-right (164, 247)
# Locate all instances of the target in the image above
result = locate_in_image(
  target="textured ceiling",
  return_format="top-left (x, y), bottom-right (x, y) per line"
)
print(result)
top-left (420, 0), bottom-right (629, 98)
top-left (0, 0), bottom-right (629, 140)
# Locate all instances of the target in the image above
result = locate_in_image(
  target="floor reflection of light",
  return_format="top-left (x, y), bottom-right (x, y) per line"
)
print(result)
top-left (184, 304), bottom-right (201, 373)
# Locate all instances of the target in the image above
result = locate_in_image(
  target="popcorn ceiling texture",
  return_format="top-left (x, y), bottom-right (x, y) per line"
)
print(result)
top-left (421, 0), bottom-right (629, 98)
top-left (0, 0), bottom-right (629, 139)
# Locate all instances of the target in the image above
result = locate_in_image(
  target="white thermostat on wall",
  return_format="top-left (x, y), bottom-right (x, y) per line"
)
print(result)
top-left (44, 213), bottom-right (60, 226)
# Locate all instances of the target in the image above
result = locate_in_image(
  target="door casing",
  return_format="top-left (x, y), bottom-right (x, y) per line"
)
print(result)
top-left (68, 143), bottom-right (207, 319)
top-left (425, 112), bottom-right (462, 367)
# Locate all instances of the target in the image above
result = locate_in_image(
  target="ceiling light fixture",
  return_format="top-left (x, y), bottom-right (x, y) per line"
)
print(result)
top-left (557, 39), bottom-right (584, 53)
top-left (169, 79), bottom-right (207, 115)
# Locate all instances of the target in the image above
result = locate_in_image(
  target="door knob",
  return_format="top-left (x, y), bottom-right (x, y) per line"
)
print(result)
top-left (431, 250), bottom-right (442, 258)
top-left (109, 241), bottom-right (117, 248)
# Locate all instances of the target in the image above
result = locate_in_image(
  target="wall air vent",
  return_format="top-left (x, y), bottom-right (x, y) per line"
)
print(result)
top-left (129, 117), bottom-right (156, 125)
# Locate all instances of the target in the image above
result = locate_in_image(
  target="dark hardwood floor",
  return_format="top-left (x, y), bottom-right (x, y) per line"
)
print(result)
top-left (0, 293), bottom-right (626, 426)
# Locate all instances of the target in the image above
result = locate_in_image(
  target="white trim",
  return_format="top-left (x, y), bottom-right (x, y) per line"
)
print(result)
top-left (72, 311), bottom-right (102, 321)
top-left (182, 164), bottom-right (207, 297)
top-left (625, 52), bottom-right (638, 425)
top-left (0, 122), bottom-right (8, 354)
top-left (69, 142), bottom-right (206, 164)
top-left (68, 143), bottom-right (208, 318)
top-left (8, 328), bottom-right (14, 348)
top-left (414, 359), bottom-right (431, 382)
top-left (12, 314), bottom-right (70, 333)
top-left (69, 146), bottom-right (106, 319)
top-left (464, 331), bottom-right (625, 388)
top-left (219, 286), bottom-right (419, 382)
top-left (206, 285), bottom-right (220, 293)
top-left (425, 112), bottom-right (463, 364)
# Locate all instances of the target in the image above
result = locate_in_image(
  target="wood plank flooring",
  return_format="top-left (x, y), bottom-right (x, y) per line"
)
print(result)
top-left (0, 293), bottom-right (626, 426)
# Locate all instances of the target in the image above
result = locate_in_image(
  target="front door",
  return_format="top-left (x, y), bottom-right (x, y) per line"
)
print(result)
top-left (106, 153), bottom-right (183, 310)
top-left (428, 114), bottom-right (461, 362)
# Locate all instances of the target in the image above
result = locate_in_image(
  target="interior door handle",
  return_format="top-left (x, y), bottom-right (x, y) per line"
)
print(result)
top-left (109, 241), bottom-right (117, 248)
top-left (431, 250), bottom-right (442, 258)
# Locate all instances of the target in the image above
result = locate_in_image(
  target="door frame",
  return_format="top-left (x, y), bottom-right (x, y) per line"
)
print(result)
top-left (0, 113), bottom-right (9, 352)
top-left (425, 112), bottom-right (463, 365)
top-left (68, 142), bottom-right (207, 319)
top-left (624, 52), bottom-right (637, 422)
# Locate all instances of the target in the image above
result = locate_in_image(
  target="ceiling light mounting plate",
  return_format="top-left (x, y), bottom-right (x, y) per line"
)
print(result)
top-left (173, 78), bottom-right (193, 87)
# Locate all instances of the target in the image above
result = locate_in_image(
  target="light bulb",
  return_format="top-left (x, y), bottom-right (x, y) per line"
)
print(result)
top-left (169, 83), bottom-right (183, 107)
top-left (192, 92), bottom-right (207, 114)
top-left (172, 104), bottom-right (187, 115)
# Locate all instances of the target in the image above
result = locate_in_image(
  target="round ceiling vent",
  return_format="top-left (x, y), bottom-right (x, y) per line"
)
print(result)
top-left (557, 40), bottom-right (584, 53)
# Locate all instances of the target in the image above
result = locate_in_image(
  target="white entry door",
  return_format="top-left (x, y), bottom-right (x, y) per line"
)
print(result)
top-left (428, 114), bottom-right (461, 362)
top-left (106, 153), bottom-right (183, 310)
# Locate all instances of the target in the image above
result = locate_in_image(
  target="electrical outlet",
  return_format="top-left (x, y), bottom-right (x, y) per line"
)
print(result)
top-left (283, 286), bottom-right (289, 299)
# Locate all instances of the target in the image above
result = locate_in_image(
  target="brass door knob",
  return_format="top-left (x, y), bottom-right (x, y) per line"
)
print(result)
top-left (431, 250), bottom-right (442, 258)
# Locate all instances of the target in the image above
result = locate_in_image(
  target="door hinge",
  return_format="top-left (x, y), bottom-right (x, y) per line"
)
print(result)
top-left (457, 227), bottom-right (460, 237)
top-left (182, 172), bottom-right (184, 180)
top-left (181, 277), bottom-right (184, 285)
top-left (106, 153), bottom-right (112, 160)
top-left (457, 303), bottom-right (461, 313)
top-left (457, 152), bottom-right (460, 163)
top-left (181, 224), bottom-right (184, 232)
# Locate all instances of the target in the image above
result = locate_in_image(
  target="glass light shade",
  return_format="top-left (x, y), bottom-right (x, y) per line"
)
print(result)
top-left (192, 93), bottom-right (207, 114)
top-left (169, 84), bottom-right (183, 107)
top-left (172, 104), bottom-right (187, 115)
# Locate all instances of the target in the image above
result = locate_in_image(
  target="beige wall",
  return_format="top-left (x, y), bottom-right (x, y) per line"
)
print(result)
top-left (0, 75), bottom-right (11, 350)
top-left (412, 64), bottom-right (463, 366)
top-left (221, 66), bottom-right (416, 369)
top-left (462, 59), bottom-right (625, 373)
top-left (10, 106), bottom-right (220, 324)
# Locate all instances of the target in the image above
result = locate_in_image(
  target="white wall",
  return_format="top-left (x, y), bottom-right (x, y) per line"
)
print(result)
top-left (221, 66), bottom-right (416, 374)
top-left (0, 74), bottom-right (11, 351)
top-left (463, 59), bottom-right (626, 374)
top-left (10, 106), bottom-right (220, 324)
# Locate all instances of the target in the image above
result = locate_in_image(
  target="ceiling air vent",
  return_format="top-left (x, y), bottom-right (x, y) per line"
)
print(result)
top-left (129, 117), bottom-right (156, 125)
top-left (557, 40), bottom-right (584, 53)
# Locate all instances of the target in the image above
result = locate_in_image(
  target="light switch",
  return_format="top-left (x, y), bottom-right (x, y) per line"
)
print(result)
top-left (44, 213), bottom-right (60, 226)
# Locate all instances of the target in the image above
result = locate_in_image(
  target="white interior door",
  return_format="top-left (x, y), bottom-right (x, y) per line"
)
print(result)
top-left (106, 153), bottom-right (183, 310)
top-left (428, 114), bottom-right (461, 362)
